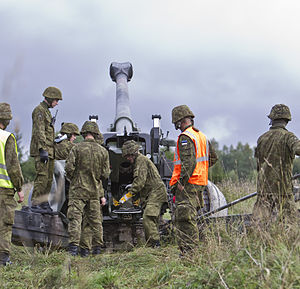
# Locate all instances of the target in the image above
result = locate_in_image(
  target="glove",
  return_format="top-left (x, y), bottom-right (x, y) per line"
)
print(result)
top-left (133, 199), bottom-right (140, 207)
top-left (39, 149), bottom-right (49, 163)
top-left (113, 198), bottom-right (120, 207)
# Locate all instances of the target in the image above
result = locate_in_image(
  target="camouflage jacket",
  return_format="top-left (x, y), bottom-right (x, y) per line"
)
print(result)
top-left (130, 153), bottom-right (167, 206)
top-left (30, 101), bottom-right (55, 158)
top-left (65, 139), bottom-right (110, 200)
top-left (175, 125), bottom-right (218, 193)
top-left (255, 123), bottom-right (300, 200)
top-left (55, 139), bottom-right (74, 160)
top-left (0, 134), bottom-right (24, 195)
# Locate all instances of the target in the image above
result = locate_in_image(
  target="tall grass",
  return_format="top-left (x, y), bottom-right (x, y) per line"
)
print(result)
top-left (1, 180), bottom-right (299, 288)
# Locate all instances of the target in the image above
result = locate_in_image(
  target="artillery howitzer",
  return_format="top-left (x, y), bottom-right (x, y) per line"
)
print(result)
top-left (12, 62), bottom-right (228, 250)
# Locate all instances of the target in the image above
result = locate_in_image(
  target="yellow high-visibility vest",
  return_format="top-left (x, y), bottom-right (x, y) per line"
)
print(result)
top-left (0, 129), bottom-right (17, 188)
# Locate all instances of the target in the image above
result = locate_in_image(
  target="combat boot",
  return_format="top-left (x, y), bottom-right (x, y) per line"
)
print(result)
top-left (0, 252), bottom-right (12, 266)
top-left (68, 243), bottom-right (78, 256)
top-left (151, 240), bottom-right (161, 248)
top-left (80, 247), bottom-right (89, 258)
top-left (92, 246), bottom-right (102, 256)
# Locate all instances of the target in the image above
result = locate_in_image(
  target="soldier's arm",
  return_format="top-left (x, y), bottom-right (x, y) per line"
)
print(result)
top-left (5, 135), bottom-right (24, 191)
top-left (208, 141), bottom-right (218, 167)
top-left (178, 134), bottom-right (196, 186)
top-left (65, 147), bottom-right (76, 180)
top-left (130, 157), bottom-right (147, 196)
top-left (32, 108), bottom-right (47, 151)
top-left (101, 149), bottom-right (110, 179)
top-left (287, 132), bottom-right (300, 156)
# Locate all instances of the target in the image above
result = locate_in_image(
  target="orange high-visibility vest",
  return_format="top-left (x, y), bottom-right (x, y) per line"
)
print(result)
top-left (170, 127), bottom-right (209, 186)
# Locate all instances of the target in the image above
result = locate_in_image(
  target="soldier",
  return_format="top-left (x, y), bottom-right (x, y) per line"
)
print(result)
top-left (65, 121), bottom-right (110, 256)
top-left (121, 140), bottom-right (168, 248)
top-left (253, 104), bottom-right (300, 224)
top-left (30, 86), bottom-right (62, 213)
top-left (0, 103), bottom-right (24, 266)
top-left (170, 105), bottom-right (218, 255)
top-left (55, 122), bottom-right (80, 160)
top-left (54, 122), bottom-right (80, 216)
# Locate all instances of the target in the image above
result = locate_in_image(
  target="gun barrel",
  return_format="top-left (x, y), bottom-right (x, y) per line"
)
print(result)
top-left (199, 192), bottom-right (257, 219)
top-left (110, 62), bottom-right (135, 132)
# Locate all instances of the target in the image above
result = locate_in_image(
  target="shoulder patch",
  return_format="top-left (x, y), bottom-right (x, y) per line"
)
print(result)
top-left (181, 140), bottom-right (188, 146)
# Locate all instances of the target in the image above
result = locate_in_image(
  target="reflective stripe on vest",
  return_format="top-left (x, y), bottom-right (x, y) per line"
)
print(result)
top-left (0, 129), bottom-right (16, 188)
top-left (169, 127), bottom-right (209, 186)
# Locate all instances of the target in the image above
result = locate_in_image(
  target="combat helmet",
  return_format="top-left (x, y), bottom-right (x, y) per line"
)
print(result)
top-left (0, 103), bottom-right (12, 120)
top-left (122, 140), bottom-right (139, 157)
top-left (268, 104), bottom-right (291, 121)
top-left (60, 122), bottom-right (80, 135)
top-left (80, 121), bottom-right (101, 135)
top-left (172, 105), bottom-right (195, 124)
top-left (43, 87), bottom-right (62, 100)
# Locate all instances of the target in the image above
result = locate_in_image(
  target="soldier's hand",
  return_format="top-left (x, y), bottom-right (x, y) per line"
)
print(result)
top-left (177, 183), bottom-right (184, 192)
top-left (39, 149), bottom-right (49, 163)
top-left (100, 197), bottom-right (106, 206)
top-left (17, 191), bottom-right (24, 203)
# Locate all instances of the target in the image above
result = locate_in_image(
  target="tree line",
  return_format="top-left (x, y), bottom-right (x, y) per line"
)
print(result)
top-left (208, 139), bottom-right (300, 183)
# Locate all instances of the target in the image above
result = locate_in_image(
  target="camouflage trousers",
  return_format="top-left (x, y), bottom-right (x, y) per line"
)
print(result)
top-left (143, 201), bottom-right (164, 244)
top-left (252, 193), bottom-right (298, 225)
top-left (32, 157), bottom-right (54, 205)
top-left (67, 198), bottom-right (102, 247)
top-left (175, 187), bottom-right (203, 252)
top-left (79, 207), bottom-right (103, 250)
top-left (0, 191), bottom-right (17, 254)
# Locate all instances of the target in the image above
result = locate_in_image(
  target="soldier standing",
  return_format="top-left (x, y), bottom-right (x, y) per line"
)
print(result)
top-left (253, 104), bottom-right (300, 224)
top-left (121, 140), bottom-right (168, 248)
top-left (65, 121), bottom-right (110, 256)
top-left (30, 87), bottom-right (62, 213)
top-left (54, 122), bottom-right (80, 216)
top-left (0, 103), bottom-right (24, 266)
top-left (170, 105), bottom-right (218, 255)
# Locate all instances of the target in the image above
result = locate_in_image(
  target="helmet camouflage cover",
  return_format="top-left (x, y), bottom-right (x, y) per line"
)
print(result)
top-left (268, 104), bottom-right (291, 121)
top-left (172, 105), bottom-right (195, 124)
top-left (122, 140), bottom-right (139, 157)
top-left (60, 122), bottom-right (80, 135)
top-left (80, 121), bottom-right (101, 135)
top-left (43, 86), bottom-right (62, 100)
top-left (0, 103), bottom-right (13, 120)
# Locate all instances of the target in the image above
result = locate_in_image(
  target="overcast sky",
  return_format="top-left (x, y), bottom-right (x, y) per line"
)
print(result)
top-left (1, 0), bottom-right (300, 155)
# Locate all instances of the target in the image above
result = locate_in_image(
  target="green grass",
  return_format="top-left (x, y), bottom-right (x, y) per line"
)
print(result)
top-left (1, 180), bottom-right (299, 288)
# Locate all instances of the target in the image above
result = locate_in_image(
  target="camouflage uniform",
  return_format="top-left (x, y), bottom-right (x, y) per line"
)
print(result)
top-left (130, 152), bottom-right (168, 244)
top-left (65, 133), bottom-right (110, 251)
top-left (171, 105), bottom-right (218, 253)
top-left (173, 125), bottom-right (218, 252)
top-left (253, 104), bottom-right (300, 223)
top-left (30, 101), bottom-right (55, 206)
top-left (55, 139), bottom-right (75, 160)
top-left (0, 103), bottom-right (24, 264)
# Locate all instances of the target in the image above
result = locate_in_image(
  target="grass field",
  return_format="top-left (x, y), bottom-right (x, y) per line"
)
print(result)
top-left (1, 181), bottom-right (299, 289)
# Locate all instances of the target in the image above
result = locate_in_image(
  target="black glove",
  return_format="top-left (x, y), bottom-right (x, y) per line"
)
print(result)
top-left (39, 149), bottom-right (49, 163)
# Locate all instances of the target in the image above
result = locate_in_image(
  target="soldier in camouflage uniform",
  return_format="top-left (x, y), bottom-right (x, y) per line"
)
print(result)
top-left (55, 122), bottom-right (80, 160)
top-left (0, 103), bottom-right (24, 266)
top-left (253, 104), bottom-right (300, 224)
top-left (30, 87), bottom-right (62, 213)
top-left (54, 122), bottom-right (80, 216)
top-left (121, 140), bottom-right (168, 247)
top-left (65, 121), bottom-right (110, 256)
top-left (170, 105), bottom-right (218, 254)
